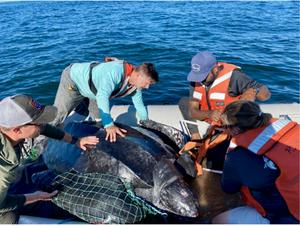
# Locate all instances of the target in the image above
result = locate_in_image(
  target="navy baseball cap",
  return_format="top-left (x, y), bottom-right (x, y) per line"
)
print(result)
top-left (187, 51), bottom-right (217, 82)
top-left (0, 94), bottom-right (57, 128)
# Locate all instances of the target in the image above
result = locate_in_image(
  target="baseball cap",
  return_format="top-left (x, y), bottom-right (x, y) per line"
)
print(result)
top-left (0, 94), bottom-right (57, 128)
top-left (187, 51), bottom-right (217, 82)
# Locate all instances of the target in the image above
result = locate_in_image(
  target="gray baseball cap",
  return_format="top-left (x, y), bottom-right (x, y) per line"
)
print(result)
top-left (0, 94), bottom-right (57, 128)
top-left (187, 51), bottom-right (217, 82)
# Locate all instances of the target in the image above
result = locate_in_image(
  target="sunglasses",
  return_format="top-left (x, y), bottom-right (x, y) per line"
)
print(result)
top-left (25, 123), bottom-right (41, 127)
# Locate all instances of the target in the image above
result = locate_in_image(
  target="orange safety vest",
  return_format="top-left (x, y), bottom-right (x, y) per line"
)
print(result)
top-left (193, 62), bottom-right (241, 112)
top-left (178, 126), bottom-right (230, 176)
top-left (110, 62), bottom-right (136, 99)
top-left (228, 118), bottom-right (300, 220)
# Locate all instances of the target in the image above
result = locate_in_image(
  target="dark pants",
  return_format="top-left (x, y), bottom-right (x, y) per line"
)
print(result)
top-left (205, 139), bottom-right (230, 171)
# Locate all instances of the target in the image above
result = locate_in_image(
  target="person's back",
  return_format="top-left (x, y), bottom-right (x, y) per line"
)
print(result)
top-left (221, 147), bottom-right (298, 223)
top-left (52, 58), bottom-right (158, 142)
top-left (214, 100), bottom-right (299, 224)
top-left (70, 61), bottom-right (124, 99)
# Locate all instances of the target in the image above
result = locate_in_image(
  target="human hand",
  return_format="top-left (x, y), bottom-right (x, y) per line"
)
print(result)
top-left (105, 125), bottom-right (127, 142)
top-left (25, 190), bottom-right (58, 205)
top-left (240, 88), bottom-right (257, 101)
top-left (77, 136), bottom-right (99, 151)
top-left (210, 110), bottom-right (222, 122)
top-left (104, 56), bottom-right (119, 62)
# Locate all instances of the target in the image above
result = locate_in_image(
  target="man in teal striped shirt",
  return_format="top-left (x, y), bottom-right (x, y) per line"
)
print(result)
top-left (52, 58), bottom-right (159, 142)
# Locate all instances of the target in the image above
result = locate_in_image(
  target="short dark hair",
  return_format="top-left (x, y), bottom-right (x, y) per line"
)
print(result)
top-left (136, 63), bottom-right (159, 82)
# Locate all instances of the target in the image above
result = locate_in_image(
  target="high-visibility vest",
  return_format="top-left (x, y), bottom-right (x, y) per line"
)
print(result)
top-left (228, 118), bottom-right (300, 220)
top-left (193, 62), bottom-right (241, 112)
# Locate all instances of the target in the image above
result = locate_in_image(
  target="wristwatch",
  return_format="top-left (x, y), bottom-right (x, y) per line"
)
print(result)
top-left (71, 136), bottom-right (79, 145)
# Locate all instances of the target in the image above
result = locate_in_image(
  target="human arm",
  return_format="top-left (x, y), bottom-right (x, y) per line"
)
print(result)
top-left (96, 93), bottom-right (127, 142)
top-left (24, 190), bottom-right (58, 205)
top-left (221, 151), bottom-right (242, 194)
top-left (0, 190), bottom-right (58, 214)
top-left (254, 85), bottom-right (271, 101)
top-left (40, 124), bottom-right (99, 151)
top-left (61, 133), bottom-right (99, 151)
top-left (188, 99), bottom-right (221, 122)
top-left (228, 70), bottom-right (271, 101)
top-left (131, 90), bottom-right (148, 122)
top-left (95, 67), bottom-right (127, 142)
top-left (0, 169), bottom-right (57, 213)
top-left (240, 85), bottom-right (271, 101)
top-left (188, 85), bottom-right (222, 122)
top-left (0, 189), bottom-right (58, 214)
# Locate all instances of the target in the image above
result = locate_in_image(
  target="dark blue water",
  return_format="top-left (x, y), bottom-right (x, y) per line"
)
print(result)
top-left (0, 1), bottom-right (299, 105)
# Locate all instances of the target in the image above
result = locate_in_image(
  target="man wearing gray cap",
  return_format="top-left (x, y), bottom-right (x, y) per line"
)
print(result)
top-left (0, 94), bottom-right (99, 223)
top-left (182, 51), bottom-right (271, 171)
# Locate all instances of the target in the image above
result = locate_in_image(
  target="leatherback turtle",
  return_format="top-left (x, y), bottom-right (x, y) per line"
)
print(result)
top-left (42, 120), bottom-right (199, 218)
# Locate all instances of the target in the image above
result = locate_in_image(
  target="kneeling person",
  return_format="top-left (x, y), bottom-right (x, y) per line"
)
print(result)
top-left (0, 94), bottom-right (99, 223)
top-left (213, 100), bottom-right (299, 224)
top-left (186, 51), bottom-right (270, 170)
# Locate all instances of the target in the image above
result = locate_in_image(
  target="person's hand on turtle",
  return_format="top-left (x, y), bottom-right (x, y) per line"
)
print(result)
top-left (77, 136), bottom-right (99, 151)
top-left (105, 125), bottom-right (127, 142)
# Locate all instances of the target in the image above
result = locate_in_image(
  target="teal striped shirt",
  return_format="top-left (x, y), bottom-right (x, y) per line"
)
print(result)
top-left (70, 60), bottom-right (148, 127)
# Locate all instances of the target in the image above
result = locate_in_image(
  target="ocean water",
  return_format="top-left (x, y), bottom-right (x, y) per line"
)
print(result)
top-left (0, 1), bottom-right (299, 106)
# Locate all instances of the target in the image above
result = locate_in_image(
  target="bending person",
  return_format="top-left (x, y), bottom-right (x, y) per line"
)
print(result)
top-left (213, 100), bottom-right (299, 224)
top-left (187, 51), bottom-right (270, 138)
top-left (52, 58), bottom-right (158, 142)
top-left (183, 51), bottom-right (271, 170)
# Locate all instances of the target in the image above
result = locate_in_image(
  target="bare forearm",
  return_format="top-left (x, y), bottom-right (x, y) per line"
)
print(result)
top-left (63, 133), bottom-right (99, 151)
top-left (25, 191), bottom-right (58, 205)
top-left (240, 85), bottom-right (271, 102)
top-left (188, 100), bottom-right (213, 121)
top-left (189, 108), bottom-right (213, 121)
top-left (256, 85), bottom-right (271, 101)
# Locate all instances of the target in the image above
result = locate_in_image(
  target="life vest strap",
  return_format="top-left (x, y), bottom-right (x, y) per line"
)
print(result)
top-left (240, 186), bottom-right (267, 217)
top-left (88, 62), bottom-right (100, 95)
top-left (178, 129), bottom-right (229, 176)
top-left (88, 61), bottom-right (135, 97)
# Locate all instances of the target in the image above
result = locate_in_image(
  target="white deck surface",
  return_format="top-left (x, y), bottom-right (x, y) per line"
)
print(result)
top-left (111, 103), bottom-right (300, 130)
